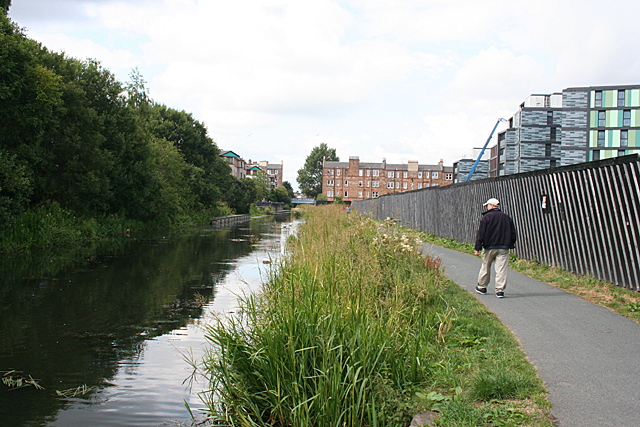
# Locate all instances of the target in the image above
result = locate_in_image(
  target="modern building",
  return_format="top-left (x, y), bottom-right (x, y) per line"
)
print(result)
top-left (322, 156), bottom-right (453, 202)
top-left (481, 84), bottom-right (640, 179)
top-left (453, 148), bottom-right (491, 183)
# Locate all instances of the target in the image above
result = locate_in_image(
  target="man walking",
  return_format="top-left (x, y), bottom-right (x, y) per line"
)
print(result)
top-left (474, 198), bottom-right (517, 298)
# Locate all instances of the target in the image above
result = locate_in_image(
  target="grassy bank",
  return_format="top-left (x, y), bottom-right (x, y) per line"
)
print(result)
top-left (0, 202), bottom-right (235, 253)
top-left (195, 206), bottom-right (553, 426)
top-left (421, 232), bottom-right (640, 324)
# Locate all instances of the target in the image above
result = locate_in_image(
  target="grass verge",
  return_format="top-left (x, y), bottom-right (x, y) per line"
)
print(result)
top-left (193, 206), bottom-right (553, 426)
top-left (420, 232), bottom-right (640, 324)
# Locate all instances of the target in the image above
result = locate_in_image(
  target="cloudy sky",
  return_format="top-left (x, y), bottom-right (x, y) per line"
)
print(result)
top-left (8, 0), bottom-right (640, 189)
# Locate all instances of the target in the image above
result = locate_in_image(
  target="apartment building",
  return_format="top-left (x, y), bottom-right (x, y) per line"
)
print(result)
top-left (258, 160), bottom-right (283, 189)
top-left (484, 84), bottom-right (640, 178)
top-left (220, 150), bottom-right (247, 179)
top-left (322, 157), bottom-right (453, 202)
top-left (220, 150), bottom-right (283, 188)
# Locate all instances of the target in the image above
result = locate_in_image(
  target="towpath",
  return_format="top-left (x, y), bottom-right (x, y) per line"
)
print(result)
top-left (421, 243), bottom-right (640, 427)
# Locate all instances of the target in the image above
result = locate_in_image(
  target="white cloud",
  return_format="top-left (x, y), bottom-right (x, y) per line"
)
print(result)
top-left (8, 0), bottom-right (640, 190)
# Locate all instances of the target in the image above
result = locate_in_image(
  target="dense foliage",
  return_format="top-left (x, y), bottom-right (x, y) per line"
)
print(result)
top-left (296, 142), bottom-right (338, 198)
top-left (0, 13), bottom-right (264, 235)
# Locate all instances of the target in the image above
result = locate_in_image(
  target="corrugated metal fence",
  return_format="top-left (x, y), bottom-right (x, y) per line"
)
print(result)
top-left (352, 155), bottom-right (640, 291)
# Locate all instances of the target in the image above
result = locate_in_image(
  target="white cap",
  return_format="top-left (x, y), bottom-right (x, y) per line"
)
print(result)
top-left (483, 198), bottom-right (500, 206)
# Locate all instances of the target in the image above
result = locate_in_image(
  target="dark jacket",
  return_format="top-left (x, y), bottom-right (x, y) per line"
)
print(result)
top-left (475, 208), bottom-right (517, 251)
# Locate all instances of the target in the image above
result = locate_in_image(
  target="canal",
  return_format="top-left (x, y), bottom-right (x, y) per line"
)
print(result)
top-left (0, 215), bottom-right (300, 426)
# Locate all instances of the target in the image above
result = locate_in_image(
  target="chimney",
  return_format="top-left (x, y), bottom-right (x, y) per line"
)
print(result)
top-left (382, 158), bottom-right (386, 168)
top-left (439, 159), bottom-right (444, 170)
top-left (349, 156), bottom-right (359, 172)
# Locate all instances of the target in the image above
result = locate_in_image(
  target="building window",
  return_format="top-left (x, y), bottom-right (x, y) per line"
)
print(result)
top-left (372, 191), bottom-right (379, 198)
top-left (618, 150), bottom-right (626, 157)
top-left (623, 110), bottom-right (631, 127)
top-left (344, 180), bottom-right (348, 187)
top-left (359, 181), bottom-right (363, 187)
top-left (621, 130), bottom-right (628, 147)
top-left (593, 150), bottom-right (600, 161)
top-left (445, 173), bottom-right (452, 180)
top-left (328, 169), bottom-right (334, 175)
top-left (366, 170), bottom-right (370, 176)
top-left (403, 182), bottom-right (407, 189)
top-left (372, 181), bottom-right (379, 187)
top-left (550, 160), bottom-right (557, 168)
top-left (618, 90), bottom-right (626, 107)
top-left (595, 91), bottom-right (603, 107)
top-left (432, 183), bottom-right (439, 187)
top-left (403, 172), bottom-right (408, 178)
top-left (418, 172), bottom-right (422, 178)
top-left (372, 170), bottom-right (379, 177)
top-left (545, 143), bottom-right (552, 157)
top-left (327, 179), bottom-right (334, 185)
top-left (358, 191), bottom-right (363, 198)
top-left (432, 172), bottom-right (439, 179)
top-left (366, 191), bottom-right (370, 197)
top-left (598, 111), bottom-right (606, 127)
top-left (387, 182), bottom-right (394, 189)
top-left (327, 190), bottom-right (333, 197)
top-left (597, 130), bottom-right (605, 147)
top-left (396, 182), bottom-right (400, 189)
top-left (387, 171), bottom-right (394, 178)
top-left (426, 183), bottom-right (430, 187)
top-left (550, 127), bottom-right (556, 141)
top-left (336, 169), bottom-right (341, 176)
top-left (418, 183), bottom-right (422, 189)
top-left (366, 181), bottom-right (370, 187)
top-left (547, 111), bottom-right (553, 125)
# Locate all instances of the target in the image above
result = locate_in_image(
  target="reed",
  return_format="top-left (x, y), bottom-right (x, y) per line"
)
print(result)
top-left (197, 206), bottom-right (552, 426)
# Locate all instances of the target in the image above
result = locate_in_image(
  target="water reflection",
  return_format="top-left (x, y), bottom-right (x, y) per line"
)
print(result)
top-left (0, 215), bottom-right (298, 426)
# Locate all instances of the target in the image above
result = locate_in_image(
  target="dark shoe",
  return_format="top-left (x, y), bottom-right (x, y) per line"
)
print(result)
top-left (496, 292), bottom-right (505, 298)
top-left (475, 286), bottom-right (487, 295)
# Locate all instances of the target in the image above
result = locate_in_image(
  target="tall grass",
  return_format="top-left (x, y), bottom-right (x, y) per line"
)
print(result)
top-left (197, 206), bottom-right (552, 427)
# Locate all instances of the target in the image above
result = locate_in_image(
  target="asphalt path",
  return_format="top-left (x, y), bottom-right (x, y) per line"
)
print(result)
top-left (421, 243), bottom-right (640, 427)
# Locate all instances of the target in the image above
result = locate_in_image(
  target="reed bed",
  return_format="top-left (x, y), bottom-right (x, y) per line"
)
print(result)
top-left (197, 206), bottom-right (552, 427)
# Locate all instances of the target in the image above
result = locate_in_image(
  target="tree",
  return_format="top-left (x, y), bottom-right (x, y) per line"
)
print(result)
top-left (282, 181), bottom-right (294, 199)
top-left (296, 143), bottom-right (338, 198)
top-left (252, 170), bottom-right (270, 201)
top-left (0, 0), bottom-right (10, 13)
top-left (148, 103), bottom-right (231, 208)
top-left (267, 186), bottom-right (291, 204)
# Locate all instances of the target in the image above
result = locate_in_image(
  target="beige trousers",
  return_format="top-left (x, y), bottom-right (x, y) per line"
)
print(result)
top-left (477, 248), bottom-right (510, 292)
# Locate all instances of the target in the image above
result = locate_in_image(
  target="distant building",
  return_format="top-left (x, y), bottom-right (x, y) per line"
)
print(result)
top-left (220, 150), bottom-right (247, 179)
top-left (322, 156), bottom-right (453, 202)
top-left (469, 84), bottom-right (640, 180)
top-left (453, 148), bottom-right (491, 183)
top-left (259, 160), bottom-right (283, 189)
top-left (220, 150), bottom-right (283, 188)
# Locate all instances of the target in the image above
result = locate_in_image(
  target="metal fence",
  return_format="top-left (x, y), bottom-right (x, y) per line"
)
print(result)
top-left (352, 155), bottom-right (640, 291)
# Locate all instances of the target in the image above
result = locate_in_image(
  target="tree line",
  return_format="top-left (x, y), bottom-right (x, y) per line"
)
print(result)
top-left (0, 10), bottom-right (287, 232)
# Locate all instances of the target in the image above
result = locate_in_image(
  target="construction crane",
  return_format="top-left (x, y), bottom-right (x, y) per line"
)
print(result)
top-left (465, 118), bottom-right (508, 182)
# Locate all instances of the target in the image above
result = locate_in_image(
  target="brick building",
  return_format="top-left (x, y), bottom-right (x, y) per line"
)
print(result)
top-left (322, 157), bottom-right (453, 202)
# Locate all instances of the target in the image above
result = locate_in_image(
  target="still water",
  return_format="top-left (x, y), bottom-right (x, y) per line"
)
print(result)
top-left (0, 215), bottom-right (299, 426)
